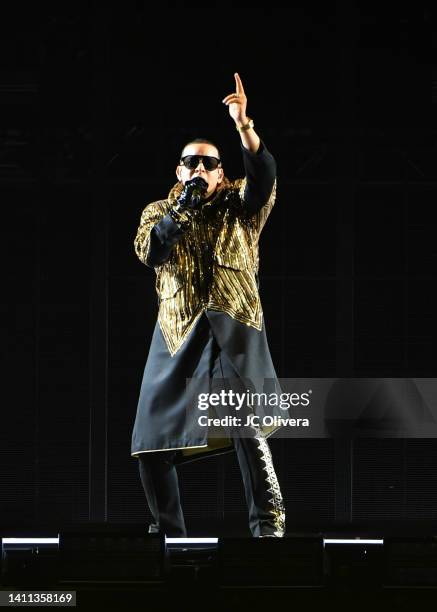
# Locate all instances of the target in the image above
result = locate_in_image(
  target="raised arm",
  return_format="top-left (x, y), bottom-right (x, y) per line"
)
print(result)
top-left (223, 73), bottom-right (276, 214)
top-left (222, 72), bottom-right (260, 153)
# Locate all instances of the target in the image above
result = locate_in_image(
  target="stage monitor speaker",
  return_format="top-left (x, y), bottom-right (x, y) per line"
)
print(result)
top-left (1, 545), bottom-right (58, 588)
top-left (59, 524), bottom-right (166, 584)
top-left (218, 536), bottom-right (323, 587)
top-left (384, 537), bottom-right (437, 586)
top-left (324, 541), bottom-right (383, 589)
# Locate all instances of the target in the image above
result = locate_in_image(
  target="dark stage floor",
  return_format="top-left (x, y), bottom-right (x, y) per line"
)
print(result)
top-left (3, 522), bottom-right (437, 610)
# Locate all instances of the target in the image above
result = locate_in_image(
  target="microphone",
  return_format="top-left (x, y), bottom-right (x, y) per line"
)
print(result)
top-left (187, 177), bottom-right (208, 208)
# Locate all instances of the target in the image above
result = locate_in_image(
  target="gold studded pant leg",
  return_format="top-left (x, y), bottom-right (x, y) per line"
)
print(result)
top-left (232, 426), bottom-right (286, 537)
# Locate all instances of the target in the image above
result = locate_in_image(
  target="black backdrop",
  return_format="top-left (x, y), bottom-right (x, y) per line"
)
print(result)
top-left (1, 2), bottom-right (436, 533)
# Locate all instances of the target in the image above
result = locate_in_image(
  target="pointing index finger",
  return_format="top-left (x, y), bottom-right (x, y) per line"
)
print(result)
top-left (234, 72), bottom-right (245, 95)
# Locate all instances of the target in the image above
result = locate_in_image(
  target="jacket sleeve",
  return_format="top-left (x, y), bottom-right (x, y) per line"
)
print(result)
top-left (241, 140), bottom-right (277, 214)
top-left (134, 202), bottom-right (194, 268)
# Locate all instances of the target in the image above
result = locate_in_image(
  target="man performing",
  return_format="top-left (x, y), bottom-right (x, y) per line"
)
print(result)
top-left (131, 73), bottom-right (285, 538)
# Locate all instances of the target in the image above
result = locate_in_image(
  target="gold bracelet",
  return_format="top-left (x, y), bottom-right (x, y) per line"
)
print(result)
top-left (236, 118), bottom-right (254, 132)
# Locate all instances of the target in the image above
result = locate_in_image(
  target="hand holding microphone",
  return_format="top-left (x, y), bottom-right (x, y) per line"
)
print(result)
top-left (177, 177), bottom-right (209, 211)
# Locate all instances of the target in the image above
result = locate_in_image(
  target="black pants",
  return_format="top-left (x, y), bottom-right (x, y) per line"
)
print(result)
top-left (137, 429), bottom-right (285, 537)
top-left (136, 313), bottom-right (285, 537)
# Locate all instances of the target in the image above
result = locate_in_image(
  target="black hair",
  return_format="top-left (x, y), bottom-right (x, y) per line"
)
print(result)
top-left (179, 138), bottom-right (222, 161)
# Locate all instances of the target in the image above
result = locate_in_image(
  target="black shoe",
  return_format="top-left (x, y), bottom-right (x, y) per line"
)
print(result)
top-left (148, 523), bottom-right (187, 537)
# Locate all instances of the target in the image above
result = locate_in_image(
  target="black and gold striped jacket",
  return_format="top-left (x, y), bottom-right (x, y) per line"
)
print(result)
top-left (134, 143), bottom-right (277, 356)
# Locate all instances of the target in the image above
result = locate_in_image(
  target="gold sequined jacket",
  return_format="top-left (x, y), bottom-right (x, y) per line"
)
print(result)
top-left (134, 144), bottom-right (276, 356)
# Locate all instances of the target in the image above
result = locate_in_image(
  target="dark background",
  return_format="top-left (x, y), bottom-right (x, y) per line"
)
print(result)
top-left (1, 2), bottom-right (436, 533)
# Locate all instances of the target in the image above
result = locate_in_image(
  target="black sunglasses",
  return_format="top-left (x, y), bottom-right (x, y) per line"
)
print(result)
top-left (180, 155), bottom-right (221, 171)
